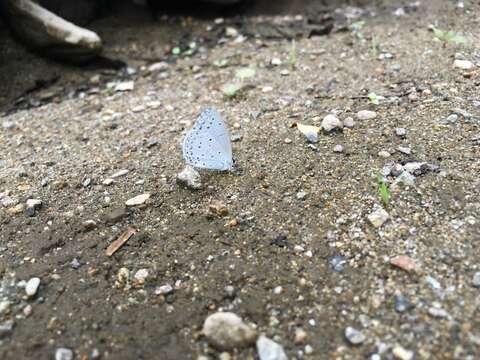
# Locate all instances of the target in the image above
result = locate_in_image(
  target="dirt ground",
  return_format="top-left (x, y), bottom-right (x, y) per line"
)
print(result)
top-left (0, 0), bottom-right (479, 359)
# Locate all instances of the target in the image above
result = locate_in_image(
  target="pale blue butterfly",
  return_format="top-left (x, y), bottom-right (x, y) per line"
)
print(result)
top-left (182, 108), bottom-right (233, 171)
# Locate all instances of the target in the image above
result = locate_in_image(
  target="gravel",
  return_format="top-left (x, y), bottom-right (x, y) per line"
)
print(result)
top-left (202, 312), bottom-right (257, 350)
top-left (256, 335), bottom-right (288, 360)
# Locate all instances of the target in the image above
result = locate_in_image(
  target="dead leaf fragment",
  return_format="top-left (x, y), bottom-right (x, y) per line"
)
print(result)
top-left (106, 227), bottom-right (136, 257)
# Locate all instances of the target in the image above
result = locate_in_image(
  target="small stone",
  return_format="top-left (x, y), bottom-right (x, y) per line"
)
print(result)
top-left (390, 255), bottom-right (418, 273)
top-left (125, 193), bottom-right (150, 206)
top-left (25, 277), bottom-right (40, 298)
top-left (284, 138), bottom-right (292, 144)
top-left (356, 110), bottom-right (377, 120)
top-left (392, 346), bottom-right (414, 360)
top-left (7, 204), bottom-right (24, 215)
top-left (23, 304), bottom-right (32, 317)
top-left (0, 321), bottom-right (14, 338)
top-left (102, 178), bottom-right (114, 185)
top-left (134, 269), bottom-right (149, 281)
top-left (428, 306), bottom-right (448, 318)
top-left (104, 207), bottom-right (127, 224)
top-left (321, 114), bottom-right (343, 132)
top-left (393, 171), bottom-right (416, 187)
top-left (378, 150), bottom-right (391, 158)
top-left (155, 284), bottom-right (174, 295)
top-left (70, 259), bottom-right (81, 269)
top-left (305, 345), bottom-right (313, 354)
top-left (82, 220), bottom-right (97, 231)
top-left (394, 294), bottom-right (414, 313)
top-left (115, 81), bottom-right (134, 92)
top-left (280, 69), bottom-right (290, 76)
top-left (344, 327), bottom-right (365, 345)
top-left (177, 166), bottom-right (202, 190)
top-left (391, 164), bottom-right (404, 177)
top-left (209, 201), bottom-right (229, 217)
top-left (397, 146), bottom-right (411, 155)
top-left (202, 312), bottom-right (257, 350)
top-left (148, 61), bottom-right (169, 72)
top-left (453, 59), bottom-right (474, 70)
top-left (225, 27), bottom-right (239, 37)
top-left (296, 191), bottom-right (307, 200)
top-left (333, 144), bottom-right (344, 153)
top-left (0, 301), bottom-right (10, 315)
top-left (271, 58), bottom-right (282, 66)
top-left (111, 169), bottom-right (129, 178)
top-left (256, 335), bottom-right (288, 360)
top-left (343, 117), bottom-right (355, 128)
top-left (329, 254), bottom-right (346, 272)
top-left (367, 207), bottom-right (389, 228)
top-left (472, 272), bottom-right (480, 288)
top-left (117, 267), bottom-right (130, 283)
top-left (395, 128), bottom-right (406, 137)
top-left (294, 328), bottom-right (308, 345)
top-left (444, 114), bottom-right (458, 124)
top-left (26, 198), bottom-right (42, 210)
top-left (55, 347), bottom-right (73, 360)
top-left (132, 105), bottom-right (145, 113)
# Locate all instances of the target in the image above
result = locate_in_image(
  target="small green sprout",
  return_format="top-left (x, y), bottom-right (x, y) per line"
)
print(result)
top-left (377, 175), bottom-right (390, 208)
top-left (368, 92), bottom-right (380, 105)
top-left (350, 21), bottom-right (365, 40)
top-left (290, 39), bottom-right (297, 69)
top-left (430, 25), bottom-right (466, 46)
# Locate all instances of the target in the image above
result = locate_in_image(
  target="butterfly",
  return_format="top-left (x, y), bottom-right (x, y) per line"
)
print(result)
top-left (182, 108), bottom-right (234, 171)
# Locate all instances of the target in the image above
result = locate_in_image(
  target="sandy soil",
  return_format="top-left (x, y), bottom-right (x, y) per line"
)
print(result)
top-left (0, 0), bottom-right (479, 359)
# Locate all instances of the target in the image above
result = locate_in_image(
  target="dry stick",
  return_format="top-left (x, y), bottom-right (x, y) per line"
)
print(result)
top-left (106, 227), bottom-right (136, 257)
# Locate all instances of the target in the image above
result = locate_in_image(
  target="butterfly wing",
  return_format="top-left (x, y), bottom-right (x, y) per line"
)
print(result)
top-left (182, 108), bottom-right (233, 171)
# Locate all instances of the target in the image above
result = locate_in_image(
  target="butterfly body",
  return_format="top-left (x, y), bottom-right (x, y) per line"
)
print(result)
top-left (182, 108), bottom-right (233, 171)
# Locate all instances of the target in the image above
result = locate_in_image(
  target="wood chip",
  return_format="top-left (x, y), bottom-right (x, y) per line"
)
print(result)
top-left (106, 227), bottom-right (136, 257)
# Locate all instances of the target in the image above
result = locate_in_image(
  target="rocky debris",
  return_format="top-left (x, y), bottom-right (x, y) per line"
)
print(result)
top-left (395, 128), bottom-right (406, 137)
top-left (296, 191), bottom-right (307, 200)
top-left (453, 59), bottom-right (474, 70)
top-left (343, 117), bottom-right (355, 128)
top-left (367, 207), bottom-right (389, 228)
top-left (209, 201), bottom-right (229, 217)
top-left (321, 114), bottom-right (343, 132)
top-left (155, 284), bottom-right (173, 295)
top-left (394, 294), bottom-right (414, 313)
top-left (344, 327), bottom-right (365, 345)
top-left (177, 166), bottom-right (202, 190)
top-left (333, 144), bottom-right (344, 153)
top-left (378, 150), bottom-right (391, 158)
top-left (397, 146), bottom-right (412, 155)
top-left (390, 255), bottom-right (419, 273)
top-left (25, 277), bottom-right (40, 298)
top-left (1, 0), bottom-right (102, 62)
top-left (111, 169), bottom-right (129, 178)
top-left (82, 220), bottom-right (97, 231)
top-left (125, 193), bottom-right (150, 206)
top-left (256, 335), bottom-right (288, 360)
top-left (202, 312), bottom-right (257, 350)
top-left (134, 269), bottom-right (149, 281)
top-left (115, 81), bottom-right (134, 92)
top-left (103, 207), bottom-right (128, 224)
top-left (25, 198), bottom-right (42, 216)
top-left (0, 321), bottom-right (14, 338)
top-left (392, 346), bottom-right (414, 360)
top-left (472, 272), bottom-right (480, 288)
top-left (428, 306), bottom-right (448, 318)
top-left (294, 123), bottom-right (320, 143)
top-left (55, 347), bottom-right (73, 360)
top-left (356, 110), bottom-right (377, 120)
top-left (294, 328), bottom-right (308, 345)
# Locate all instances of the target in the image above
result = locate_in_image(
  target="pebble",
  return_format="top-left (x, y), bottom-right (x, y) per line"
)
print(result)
top-left (202, 312), bottom-right (257, 350)
top-left (397, 146), bottom-right (412, 155)
top-left (472, 272), bottom-right (480, 288)
top-left (428, 306), bottom-right (448, 318)
top-left (392, 346), bottom-right (414, 360)
top-left (148, 61), bottom-right (169, 73)
top-left (225, 27), bottom-right (239, 37)
top-left (26, 198), bottom-right (42, 210)
top-left (378, 150), bottom-right (391, 158)
top-left (132, 105), bottom-right (145, 113)
top-left (443, 114), bottom-right (458, 124)
top-left (453, 59), bottom-right (474, 70)
top-left (134, 269), bottom-right (149, 281)
top-left (0, 301), bottom-right (10, 315)
top-left (111, 169), bottom-right (129, 178)
top-left (102, 178), bottom-right (114, 186)
top-left (393, 171), bottom-right (416, 187)
top-left (115, 81), bottom-right (134, 92)
top-left (104, 207), bottom-right (127, 224)
top-left (333, 144), bottom-right (344, 153)
top-left (344, 327), bottom-right (365, 345)
top-left (23, 304), bottom-right (32, 317)
top-left (329, 254), bottom-right (347, 272)
top-left (256, 335), bottom-right (288, 360)
top-left (55, 347), bottom-right (73, 360)
top-left (82, 220), bottom-right (97, 231)
top-left (70, 258), bottom-right (81, 269)
top-left (390, 255), bottom-right (418, 273)
top-left (305, 345), bottom-right (313, 354)
top-left (177, 165), bottom-right (202, 190)
top-left (391, 163), bottom-right (404, 177)
top-left (296, 191), bottom-right (307, 200)
top-left (343, 117), bottom-right (355, 128)
top-left (294, 328), bottom-right (308, 344)
top-left (209, 201), bottom-right (229, 217)
top-left (395, 128), bottom-right (406, 137)
top-left (155, 284), bottom-right (174, 295)
top-left (25, 277), bottom-right (40, 298)
top-left (321, 114), bottom-right (343, 132)
top-left (271, 58), bottom-right (282, 66)
top-left (394, 294), bottom-right (414, 313)
top-left (0, 321), bottom-right (14, 338)
top-left (125, 193), bottom-right (150, 206)
top-left (356, 110), bottom-right (377, 120)
top-left (284, 138), bottom-right (292, 144)
top-left (367, 207), bottom-right (389, 228)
